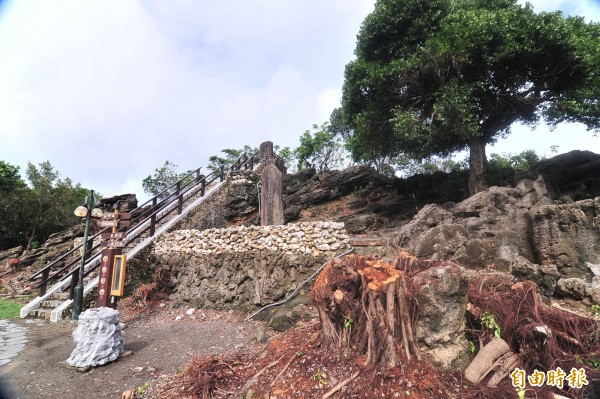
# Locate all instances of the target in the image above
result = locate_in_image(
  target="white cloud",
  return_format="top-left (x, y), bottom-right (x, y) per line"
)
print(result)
top-left (0, 0), bottom-right (596, 204)
top-left (0, 0), bottom-right (374, 198)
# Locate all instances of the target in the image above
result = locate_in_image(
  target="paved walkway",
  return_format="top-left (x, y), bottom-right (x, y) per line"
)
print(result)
top-left (0, 320), bottom-right (29, 366)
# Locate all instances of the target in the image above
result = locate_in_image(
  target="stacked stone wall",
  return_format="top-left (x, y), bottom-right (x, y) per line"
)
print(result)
top-left (152, 222), bottom-right (349, 309)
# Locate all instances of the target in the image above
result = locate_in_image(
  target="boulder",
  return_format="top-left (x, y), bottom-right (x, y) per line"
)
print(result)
top-left (96, 194), bottom-right (137, 213)
top-left (509, 256), bottom-right (560, 296)
top-left (411, 263), bottom-right (470, 369)
top-left (523, 150), bottom-right (600, 200)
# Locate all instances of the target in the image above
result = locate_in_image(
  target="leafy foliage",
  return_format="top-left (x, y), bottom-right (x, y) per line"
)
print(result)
top-left (485, 150), bottom-right (541, 186)
top-left (482, 310), bottom-right (502, 338)
top-left (274, 145), bottom-right (296, 173)
top-left (142, 161), bottom-right (193, 199)
top-left (0, 161), bottom-right (89, 250)
top-left (294, 122), bottom-right (347, 171)
top-left (207, 145), bottom-right (257, 172)
top-left (341, 0), bottom-right (600, 195)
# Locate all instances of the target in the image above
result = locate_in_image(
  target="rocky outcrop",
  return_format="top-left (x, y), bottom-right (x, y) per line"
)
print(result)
top-left (96, 194), bottom-right (137, 213)
top-left (170, 170), bottom-right (260, 231)
top-left (0, 246), bottom-right (23, 266)
top-left (523, 150), bottom-right (600, 200)
top-left (283, 165), bottom-right (465, 232)
top-left (396, 176), bottom-right (600, 302)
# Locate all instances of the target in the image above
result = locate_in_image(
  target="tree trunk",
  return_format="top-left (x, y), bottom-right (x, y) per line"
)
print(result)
top-left (26, 227), bottom-right (37, 251)
top-left (468, 135), bottom-right (487, 196)
top-left (311, 255), bottom-right (420, 368)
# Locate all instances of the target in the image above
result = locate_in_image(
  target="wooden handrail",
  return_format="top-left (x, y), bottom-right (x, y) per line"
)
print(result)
top-left (28, 149), bottom-right (261, 295)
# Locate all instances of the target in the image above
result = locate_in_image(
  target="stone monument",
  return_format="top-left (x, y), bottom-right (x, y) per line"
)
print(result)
top-left (260, 141), bottom-right (284, 226)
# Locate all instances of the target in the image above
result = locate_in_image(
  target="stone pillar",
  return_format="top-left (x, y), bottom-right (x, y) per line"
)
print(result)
top-left (260, 141), bottom-right (284, 226)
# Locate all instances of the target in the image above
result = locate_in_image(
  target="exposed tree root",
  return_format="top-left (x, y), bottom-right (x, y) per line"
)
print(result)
top-left (311, 255), bottom-right (420, 368)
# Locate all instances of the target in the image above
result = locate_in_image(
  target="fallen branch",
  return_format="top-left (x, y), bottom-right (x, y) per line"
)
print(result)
top-left (245, 248), bottom-right (354, 321)
top-left (322, 370), bottom-right (360, 399)
top-left (253, 355), bottom-right (284, 380)
top-left (271, 353), bottom-right (299, 387)
top-left (241, 355), bottom-right (284, 395)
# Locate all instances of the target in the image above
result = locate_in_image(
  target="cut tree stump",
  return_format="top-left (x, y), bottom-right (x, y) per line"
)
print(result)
top-left (311, 255), bottom-right (420, 368)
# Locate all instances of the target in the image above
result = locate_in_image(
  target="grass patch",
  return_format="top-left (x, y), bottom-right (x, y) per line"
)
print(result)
top-left (0, 299), bottom-right (23, 319)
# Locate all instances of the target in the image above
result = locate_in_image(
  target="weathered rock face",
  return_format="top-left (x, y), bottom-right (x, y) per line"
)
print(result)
top-left (282, 165), bottom-right (461, 232)
top-left (152, 222), bottom-right (349, 308)
top-left (412, 263), bottom-right (470, 369)
top-left (0, 246), bottom-right (24, 266)
top-left (523, 150), bottom-right (600, 200)
top-left (12, 224), bottom-right (86, 271)
top-left (170, 170), bottom-right (260, 231)
top-left (96, 194), bottom-right (137, 213)
top-left (396, 176), bottom-right (600, 302)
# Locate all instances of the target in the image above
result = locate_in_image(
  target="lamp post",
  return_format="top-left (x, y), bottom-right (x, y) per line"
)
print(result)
top-left (72, 190), bottom-right (102, 320)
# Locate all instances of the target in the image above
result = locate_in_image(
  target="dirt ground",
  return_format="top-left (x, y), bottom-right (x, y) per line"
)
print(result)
top-left (0, 302), bottom-right (262, 399)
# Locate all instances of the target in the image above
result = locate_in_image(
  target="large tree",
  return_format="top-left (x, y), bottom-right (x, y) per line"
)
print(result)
top-left (342, 0), bottom-right (600, 195)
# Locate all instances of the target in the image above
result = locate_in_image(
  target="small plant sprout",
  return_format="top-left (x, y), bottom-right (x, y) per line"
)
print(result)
top-left (592, 304), bottom-right (600, 317)
top-left (344, 315), bottom-right (354, 329)
top-left (313, 368), bottom-right (327, 386)
top-left (482, 310), bottom-right (502, 338)
top-left (469, 341), bottom-right (477, 353)
top-left (136, 382), bottom-right (149, 396)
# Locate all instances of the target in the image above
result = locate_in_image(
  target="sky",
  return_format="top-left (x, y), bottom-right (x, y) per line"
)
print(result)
top-left (0, 0), bottom-right (599, 203)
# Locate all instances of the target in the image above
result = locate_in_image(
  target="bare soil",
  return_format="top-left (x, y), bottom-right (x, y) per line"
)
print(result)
top-left (0, 300), bottom-right (262, 399)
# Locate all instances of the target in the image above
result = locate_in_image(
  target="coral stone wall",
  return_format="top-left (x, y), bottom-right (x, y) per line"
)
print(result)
top-left (152, 222), bottom-right (349, 308)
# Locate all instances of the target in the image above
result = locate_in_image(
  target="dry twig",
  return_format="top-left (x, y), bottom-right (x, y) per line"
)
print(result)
top-left (322, 370), bottom-right (361, 399)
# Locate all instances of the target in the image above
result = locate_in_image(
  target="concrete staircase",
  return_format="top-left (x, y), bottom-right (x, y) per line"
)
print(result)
top-left (21, 173), bottom-right (231, 321)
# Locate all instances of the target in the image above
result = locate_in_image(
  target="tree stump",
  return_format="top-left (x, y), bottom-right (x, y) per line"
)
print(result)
top-left (311, 255), bottom-right (420, 368)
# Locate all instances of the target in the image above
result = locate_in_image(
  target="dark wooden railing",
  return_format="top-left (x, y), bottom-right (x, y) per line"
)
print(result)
top-left (28, 150), bottom-right (260, 298)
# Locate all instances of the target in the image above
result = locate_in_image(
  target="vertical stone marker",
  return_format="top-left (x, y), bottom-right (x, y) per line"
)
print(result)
top-left (260, 141), bottom-right (284, 226)
top-left (66, 307), bottom-right (123, 369)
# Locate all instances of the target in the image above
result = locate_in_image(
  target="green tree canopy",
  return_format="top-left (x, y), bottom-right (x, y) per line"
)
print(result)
top-left (21, 161), bottom-right (89, 250)
top-left (294, 122), bottom-right (347, 171)
top-left (206, 145), bottom-right (257, 172)
top-left (142, 161), bottom-right (193, 199)
top-left (342, 0), bottom-right (600, 195)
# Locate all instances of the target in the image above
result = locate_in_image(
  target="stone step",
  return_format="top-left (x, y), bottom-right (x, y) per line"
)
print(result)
top-left (41, 300), bottom-right (64, 308)
top-left (51, 292), bottom-right (70, 300)
top-left (31, 308), bottom-right (53, 320)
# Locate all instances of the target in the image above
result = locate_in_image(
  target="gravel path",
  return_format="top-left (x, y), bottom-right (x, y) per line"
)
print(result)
top-left (0, 306), bottom-right (261, 399)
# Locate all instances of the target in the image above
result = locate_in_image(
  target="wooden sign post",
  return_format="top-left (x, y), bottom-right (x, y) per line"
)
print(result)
top-left (97, 210), bottom-right (130, 308)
